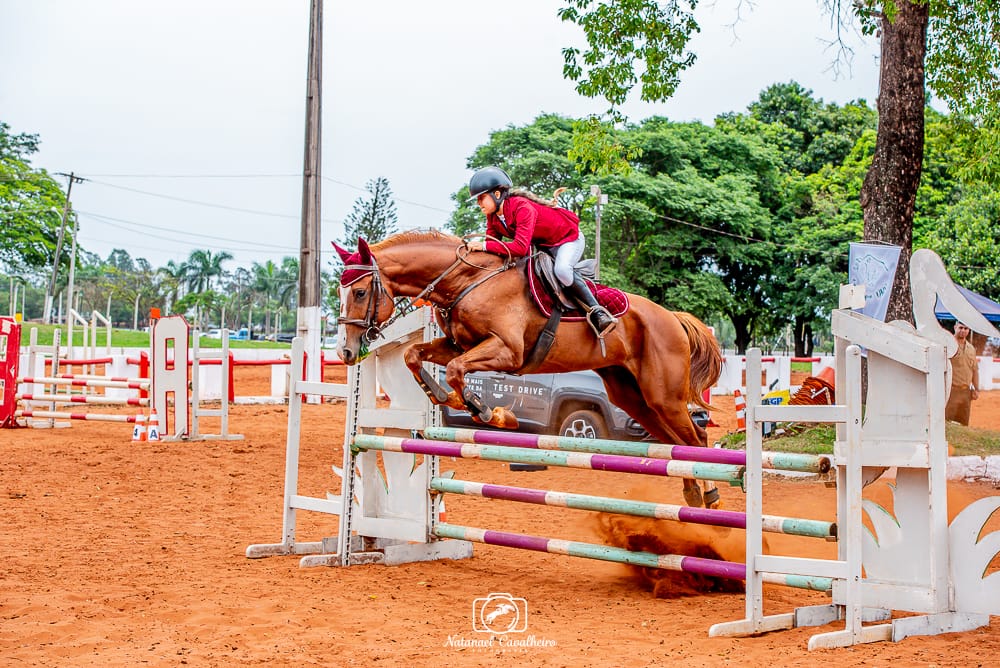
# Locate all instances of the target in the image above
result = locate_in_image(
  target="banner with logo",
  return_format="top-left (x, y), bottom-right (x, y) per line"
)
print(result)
top-left (849, 243), bottom-right (902, 322)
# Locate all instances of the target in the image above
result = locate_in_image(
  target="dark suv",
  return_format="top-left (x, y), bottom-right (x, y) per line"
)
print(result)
top-left (440, 369), bottom-right (709, 440)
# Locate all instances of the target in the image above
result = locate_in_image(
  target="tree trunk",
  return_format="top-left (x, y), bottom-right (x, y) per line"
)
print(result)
top-left (793, 316), bottom-right (815, 357)
top-left (731, 312), bottom-right (753, 354)
top-left (859, 1), bottom-right (929, 325)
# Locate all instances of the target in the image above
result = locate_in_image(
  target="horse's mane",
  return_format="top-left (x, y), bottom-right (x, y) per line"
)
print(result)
top-left (369, 228), bottom-right (462, 252)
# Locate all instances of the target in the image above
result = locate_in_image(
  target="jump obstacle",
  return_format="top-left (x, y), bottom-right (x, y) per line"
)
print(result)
top-left (12, 324), bottom-right (150, 427)
top-left (0, 315), bottom-right (242, 441)
top-left (247, 250), bottom-right (1000, 650)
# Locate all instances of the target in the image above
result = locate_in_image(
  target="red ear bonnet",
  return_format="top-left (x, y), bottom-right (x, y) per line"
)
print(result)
top-left (335, 238), bottom-right (375, 286)
top-left (333, 242), bottom-right (353, 264)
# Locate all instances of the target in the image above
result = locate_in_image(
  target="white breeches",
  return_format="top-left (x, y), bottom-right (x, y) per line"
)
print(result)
top-left (553, 236), bottom-right (585, 286)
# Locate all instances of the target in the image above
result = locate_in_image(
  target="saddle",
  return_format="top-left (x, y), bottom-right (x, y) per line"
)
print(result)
top-left (527, 251), bottom-right (630, 320)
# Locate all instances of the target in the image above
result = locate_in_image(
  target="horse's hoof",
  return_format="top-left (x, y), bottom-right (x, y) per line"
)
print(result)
top-left (418, 368), bottom-right (450, 403)
top-left (462, 388), bottom-right (494, 423)
top-left (443, 391), bottom-right (466, 411)
top-left (703, 487), bottom-right (722, 510)
top-left (683, 487), bottom-right (704, 508)
top-left (489, 407), bottom-right (519, 430)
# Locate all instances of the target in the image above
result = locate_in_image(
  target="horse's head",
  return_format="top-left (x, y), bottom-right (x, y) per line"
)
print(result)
top-left (333, 238), bottom-right (395, 365)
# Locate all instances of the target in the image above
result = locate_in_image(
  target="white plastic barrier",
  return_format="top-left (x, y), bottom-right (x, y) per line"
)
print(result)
top-left (980, 356), bottom-right (998, 391)
top-left (713, 355), bottom-right (835, 395)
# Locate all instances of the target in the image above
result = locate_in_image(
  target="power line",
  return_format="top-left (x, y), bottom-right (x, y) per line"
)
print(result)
top-left (321, 176), bottom-right (453, 213)
top-left (83, 178), bottom-right (309, 220)
top-left (77, 173), bottom-right (453, 216)
top-left (77, 209), bottom-right (345, 257)
top-left (610, 198), bottom-right (852, 258)
top-left (79, 173), bottom-right (300, 178)
top-left (77, 210), bottom-right (297, 250)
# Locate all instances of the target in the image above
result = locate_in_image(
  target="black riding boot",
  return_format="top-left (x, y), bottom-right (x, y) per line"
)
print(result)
top-left (565, 274), bottom-right (617, 337)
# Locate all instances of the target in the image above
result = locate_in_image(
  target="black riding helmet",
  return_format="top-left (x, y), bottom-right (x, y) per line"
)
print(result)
top-left (468, 166), bottom-right (512, 210)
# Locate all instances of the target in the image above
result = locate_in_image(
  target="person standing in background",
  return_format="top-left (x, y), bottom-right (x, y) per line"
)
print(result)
top-left (945, 322), bottom-right (980, 426)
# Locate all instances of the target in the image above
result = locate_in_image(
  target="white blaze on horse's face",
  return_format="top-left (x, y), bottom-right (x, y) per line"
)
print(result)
top-left (335, 284), bottom-right (350, 361)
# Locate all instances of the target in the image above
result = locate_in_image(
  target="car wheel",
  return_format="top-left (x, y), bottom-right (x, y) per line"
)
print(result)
top-left (559, 409), bottom-right (610, 440)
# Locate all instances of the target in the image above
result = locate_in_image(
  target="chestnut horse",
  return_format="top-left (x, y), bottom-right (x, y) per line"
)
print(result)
top-left (334, 230), bottom-right (723, 508)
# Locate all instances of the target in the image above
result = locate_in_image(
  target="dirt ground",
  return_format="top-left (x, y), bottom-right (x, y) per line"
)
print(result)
top-left (3, 366), bottom-right (1000, 667)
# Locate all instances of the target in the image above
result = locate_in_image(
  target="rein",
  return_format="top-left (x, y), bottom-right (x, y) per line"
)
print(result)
top-left (338, 244), bottom-right (518, 342)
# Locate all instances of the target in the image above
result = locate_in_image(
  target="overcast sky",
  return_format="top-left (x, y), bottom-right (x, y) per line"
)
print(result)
top-left (1, 1), bottom-right (880, 271)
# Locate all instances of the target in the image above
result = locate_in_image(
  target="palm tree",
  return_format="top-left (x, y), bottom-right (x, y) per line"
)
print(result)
top-left (157, 260), bottom-right (186, 313)
top-left (251, 260), bottom-right (282, 334)
top-left (248, 257), bottom-right (299, 337)
top-left (182, 249), bottom-right (233, 294)
top-left (180, 249), bottom-right (232, 327)
top-left (223, 266), bottom-right (253, 331)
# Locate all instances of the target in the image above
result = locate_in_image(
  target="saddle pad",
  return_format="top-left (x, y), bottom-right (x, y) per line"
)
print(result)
top-left (526, 263), bottom-right (629, 320)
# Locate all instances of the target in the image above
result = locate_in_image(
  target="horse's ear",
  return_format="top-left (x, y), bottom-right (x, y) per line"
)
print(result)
top-left (332, 242), bottom-right (353, 264)
top-left (357, 237), bottom-right (373, 263)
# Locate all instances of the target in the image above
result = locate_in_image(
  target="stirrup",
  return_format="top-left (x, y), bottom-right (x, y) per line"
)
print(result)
top-left (586, 306), bottom-right (618, 340)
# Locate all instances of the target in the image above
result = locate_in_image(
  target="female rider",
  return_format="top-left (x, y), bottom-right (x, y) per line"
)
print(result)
top-left (464, 166), bottom-right (616, 337)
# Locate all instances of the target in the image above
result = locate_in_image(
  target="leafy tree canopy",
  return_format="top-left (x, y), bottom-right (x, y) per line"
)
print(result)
top-left (0, 121), bottom-right (68, 276)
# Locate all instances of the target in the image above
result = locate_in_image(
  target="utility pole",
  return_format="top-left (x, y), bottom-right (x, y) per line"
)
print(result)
top-left (590, 185), bottom-right (608, 280)
top-left (66, 212), bottom-right (80, 347)
top-left (297, 0), bottom-right (323, 388)
top-left (45, 172), bottom-right (84, 324)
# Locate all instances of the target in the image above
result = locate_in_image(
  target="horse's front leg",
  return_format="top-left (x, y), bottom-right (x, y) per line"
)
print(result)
top-left (402, 337), bottom-right (470, 411)
top-left (442, 336), bottom-right (522, 430)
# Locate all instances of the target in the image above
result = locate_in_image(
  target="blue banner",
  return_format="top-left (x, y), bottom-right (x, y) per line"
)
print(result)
top-left (849, 243), bottom-right (902, 322)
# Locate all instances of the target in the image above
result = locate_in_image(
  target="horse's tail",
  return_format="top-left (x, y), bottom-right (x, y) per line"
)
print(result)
top-left (674, 311), bottom-right (722, 410)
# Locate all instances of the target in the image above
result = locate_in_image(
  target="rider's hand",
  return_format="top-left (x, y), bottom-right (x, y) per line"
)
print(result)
top-left (467, 241), bottom-right (485, 252)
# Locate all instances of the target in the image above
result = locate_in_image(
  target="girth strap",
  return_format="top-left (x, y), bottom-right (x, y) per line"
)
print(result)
top-left (518, 303), bottom-right (563, 375)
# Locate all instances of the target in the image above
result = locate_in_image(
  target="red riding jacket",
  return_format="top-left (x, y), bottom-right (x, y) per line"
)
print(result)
top-left (484, 196), bottom-right (580, 257)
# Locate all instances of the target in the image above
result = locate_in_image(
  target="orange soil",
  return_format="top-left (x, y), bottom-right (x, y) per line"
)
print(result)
top-left (2, 365), bottom-right (999, 667)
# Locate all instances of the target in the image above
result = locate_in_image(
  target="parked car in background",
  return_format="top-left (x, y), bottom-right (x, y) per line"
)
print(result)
top-left (200, 327), bottom-right (251, 341)
top-left (440, 369), bottom-right (709, 440)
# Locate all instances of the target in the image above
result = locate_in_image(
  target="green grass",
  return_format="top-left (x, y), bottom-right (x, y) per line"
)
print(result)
top-left (717, 422), bottom-right (1000, 457)
top-left (19, 323), bottom-right (292, 349)
top-left (942, 423), bottom-right (1000, 457)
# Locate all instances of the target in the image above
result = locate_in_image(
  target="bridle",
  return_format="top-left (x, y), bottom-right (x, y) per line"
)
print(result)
top-left (336, 236), bottom-right (516, 343)
top-left (336, 261), bottom-right (394, 342)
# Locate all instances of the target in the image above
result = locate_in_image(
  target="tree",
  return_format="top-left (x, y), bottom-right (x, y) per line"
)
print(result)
top-left (157, 260), bottom-right (186, 314)
top-left (717, 84), bottom-right (878, 355)
top-left (182, 249), bottom-right (233, 294)
top-left (0, 122), bottom-right (68, 276)
top-left (179, 249), bottom-right (233, 327)
top-left (855, 1), bottom-right (929, 323)
top-left (925, 186), bottom-right (1000, 300)
top-left (617, 118), bottom-right (782, 352)
top-left (340, 177), bottom-right (399, 247)
top-left (329, 176), bottom-right (399, 313)
top-left (558, 0), bottom-right (1000, 323)
top-left (251, 258), bottom-right (298, 335)
top-left (449, 114), bottom-right (591, 246)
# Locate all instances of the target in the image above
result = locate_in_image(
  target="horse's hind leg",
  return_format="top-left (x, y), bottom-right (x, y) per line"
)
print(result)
top-left (596, 367), bottom-right (721, 509)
